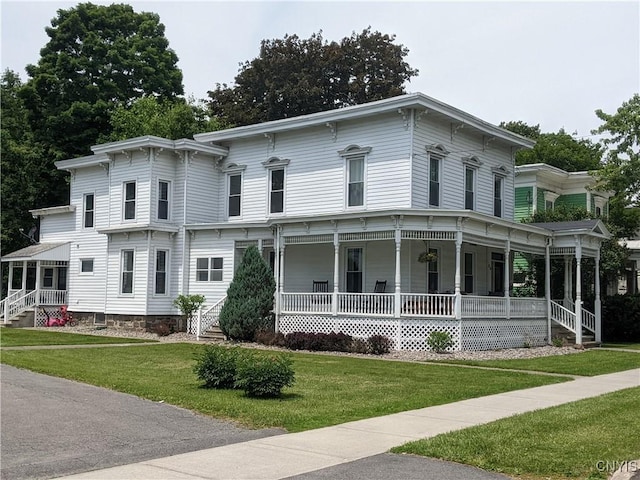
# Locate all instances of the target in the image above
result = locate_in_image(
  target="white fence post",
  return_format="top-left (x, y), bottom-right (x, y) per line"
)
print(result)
top-left (196, 307), bottom-right (202, 341)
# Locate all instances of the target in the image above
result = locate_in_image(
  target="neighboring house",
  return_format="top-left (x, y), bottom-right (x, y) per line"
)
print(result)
top-left (1, 93), bottom-right (610, 350)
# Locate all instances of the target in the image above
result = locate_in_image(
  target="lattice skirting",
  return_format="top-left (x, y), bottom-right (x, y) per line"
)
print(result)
top-left (460, 317), bottom-right (547, 350)
top-left (34, 307), bottom-right (65, 327)
top-left (279, 315), bottom-right (548, 352)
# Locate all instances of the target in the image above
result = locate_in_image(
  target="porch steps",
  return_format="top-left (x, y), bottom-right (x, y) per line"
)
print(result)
top-left (551, 323), bottom-right (598, 348)
top-left (199, 326), bottom-right (226, 341)
top-left (1, 311), bottom-right (34, 328)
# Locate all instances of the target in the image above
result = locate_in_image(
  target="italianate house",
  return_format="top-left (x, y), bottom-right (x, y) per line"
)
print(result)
top-left (1, 93), bottom-right (610, 350)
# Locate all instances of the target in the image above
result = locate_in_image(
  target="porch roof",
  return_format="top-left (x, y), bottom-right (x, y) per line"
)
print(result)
top-left (1, 242), bottom-right (70, 262)
top-left (528, 219), bottom-right (610, 239)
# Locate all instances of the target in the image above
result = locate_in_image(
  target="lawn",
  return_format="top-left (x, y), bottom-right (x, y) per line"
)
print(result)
top-left (601, 342), bottom-right (640, 350)
top-left (393, 386), bottom-right (640, 480)
top-left (0, 328), bottom-right (156, 347)
top-left (430, 349), bottom-right (640, 376)
top-left (0, 343), bottom-right (569, 432)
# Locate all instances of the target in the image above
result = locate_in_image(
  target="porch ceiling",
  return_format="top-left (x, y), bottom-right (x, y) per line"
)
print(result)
top-left (1, 242), bottom-right (70, 262)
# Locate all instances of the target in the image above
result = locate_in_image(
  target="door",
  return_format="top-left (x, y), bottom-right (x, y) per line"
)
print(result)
top-left (491, 252), bottom-right (505, 293)
top-left (346, 247), bottom-right (363, 293)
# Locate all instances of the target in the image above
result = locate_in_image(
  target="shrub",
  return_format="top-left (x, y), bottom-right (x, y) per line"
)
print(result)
top-left (284, 332), bottom-right (313, 350)
top-left (235, 351), bottom-right (295, 397)
top-left (426, 330), bottom-right (453, 353)
top-left (255, 329), bottom-right (286, 347)
top-left (219, 246), bottom-right (276, 341)
top-left (326, 332), bottom-right (353, 352)
top-left (602, 294), bottom-right (640, 342)
top-left (193, 345), bottom-right (242, 389)
top-left (551, 336), bottom-right (566, 347)
top-left (368, 335), bottom-right (392, 355)
top-left (173, 294), bottom-right (206, 324)
top-left (350, 337), bottom-right (371, 354)
top-left (151, 321), bottom-right (172, 337)
top-left (283, 331), bottom-right (353, 352)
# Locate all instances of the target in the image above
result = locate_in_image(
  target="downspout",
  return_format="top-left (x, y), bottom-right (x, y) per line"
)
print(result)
top-left (103, 157), bottom-right (112, 320)
top-left (181, 152), bottom-right (190, 296)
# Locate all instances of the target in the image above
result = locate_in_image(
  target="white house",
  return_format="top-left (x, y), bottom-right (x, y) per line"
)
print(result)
top-left (1, 93), bottom-right (610, 350)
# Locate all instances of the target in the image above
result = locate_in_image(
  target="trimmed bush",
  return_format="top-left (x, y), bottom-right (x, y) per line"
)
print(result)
top-left (426, 330), bottom-right (454, 353)
top-left (350, 337), bottom-right (371, 354)
top-left (283, 331), bottom-right (354, 352)
top-left (219, 246), bottom-right (275, 342)
top-left (368, 334), bottom-right (392, 355)
top-left (193, 345), bottom-right (242, 389)
top-left (602, 294), bottom-right (640, 342)
top-left (255, 329), bottom-right (286, 347)
top-left (235, 351), bottom-right (295, 397)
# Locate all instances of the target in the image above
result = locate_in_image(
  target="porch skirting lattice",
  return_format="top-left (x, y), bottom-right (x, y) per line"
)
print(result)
top-left (279, 315), bottom-right (547, 352)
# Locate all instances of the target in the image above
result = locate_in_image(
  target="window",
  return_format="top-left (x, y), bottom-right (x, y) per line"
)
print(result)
top-left (595, 206), bottom-right (602, 216)
top-left (43, 268), bottom-right (54, 288)
top-left (124, 182), bottom-right (136, 220)
top-left (158, 181), bottom-right (170, 220)
top-left (270, 169), bottom-right (284, 214)
top-left (155, 250), bottom-right (168, 295)
top-left (228, 174), bottom-right (242, 217)
top-left (83, 193), bottom-right (94, 228)
top-left (464, 167), bottom-right (475, 210)
top-left (429, 157), bottom-right (440, 207)
top-left (427, 248), bottom-right (438, 293)
top-left (545, 200), bottom-right (554, 211)
top-left (491, 252), bottom-right (505, 293)
top-left (80, 259), bottom-right (94, 273)
top-left (347, 156), bottom-right (364, 207)
top-left (196, 257), bottom-right (223, 282)
top-left (346, 247), bottom-right (363, 293)
top-left (464, 252), bottom-right (474, 294)
top-left (121, 250), bottom-right (134, 294)
top-left (493, 176), bottom-right (503, 217)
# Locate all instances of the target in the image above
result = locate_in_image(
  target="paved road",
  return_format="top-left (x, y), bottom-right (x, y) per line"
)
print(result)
top-left (2, 363), bottom-right (512, 480)
top-left (0, 364), bottom-right (284, 480)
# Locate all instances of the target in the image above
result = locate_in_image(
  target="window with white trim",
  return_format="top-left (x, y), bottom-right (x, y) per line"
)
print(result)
top-left (121, 249), bottom-right (134, 294)
top-left (464, 167), bottom-right (475, 210)
top-left (270, 169), bottom-right (285, 214)
top-left (80, 258), bottom-right (94, 274)
top-left (158, 180), bottom-right (170, 220)
top-left (196, 257), bottom-right (223, 282)
top-left (123, 181), bottom-right (136, 220)
top-left (83, 193), bottom-right (95, 228)
top-left (155, 250), bottom-right (168, 295)
top-left (426, 144), bottom-right (449, 208)
top-left (43, 268), bottom-right (54, 288)
top-left (339, 145), bottom-right (370, 209)
top-left (228, 174), bottom-right (242, 217)
top-left (427, 248), bottom-right (439, 293)
top-left (493, 175), bottom-right (504, 217)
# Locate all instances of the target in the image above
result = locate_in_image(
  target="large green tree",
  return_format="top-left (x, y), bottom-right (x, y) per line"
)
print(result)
top-left (208, 28), bottom-right (418, 126)
top-left (20, 2), bottom-right (184, 163)
top-left (501, 122), bottom-right (602, 172)
top-left (104, 96), bottom-right (222, 142)
top-left (593, 94), bottom-right (640, 210)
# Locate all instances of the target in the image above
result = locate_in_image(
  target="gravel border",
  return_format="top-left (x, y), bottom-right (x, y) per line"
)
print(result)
top-left (25, 326), bottom-right (585, 361)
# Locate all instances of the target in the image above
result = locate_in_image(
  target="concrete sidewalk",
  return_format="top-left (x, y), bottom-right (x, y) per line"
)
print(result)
top-left (59, 368), bottom-right (640, 480)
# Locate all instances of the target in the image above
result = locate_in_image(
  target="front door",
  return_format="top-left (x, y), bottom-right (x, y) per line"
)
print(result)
top-left (491, 252), bottom-right (505, 293)
top-left (346, 247), bottom-right (363, 293)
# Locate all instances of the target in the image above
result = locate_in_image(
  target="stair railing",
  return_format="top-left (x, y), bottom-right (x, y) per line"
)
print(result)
top-left (194, 296), bottom-right (227, 340)
top-left (550, 300), bottom-right (576, 333)
top-left (2, 289), bottom-right (26, 323)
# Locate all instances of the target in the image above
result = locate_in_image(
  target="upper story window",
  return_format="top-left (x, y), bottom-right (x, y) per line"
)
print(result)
top-left (158, 180), bottom-right (170, 220)
top-left (155, 250), bottom-right (168, 295)
top-left (426, 144), bottom-right (449, 208)
top-left (464, 167), bottom-right (475, 210)
top-left (262, 157), bottom-right (290, 215)
top-left (339, 145), bottom-right (371, 209)
top-left (123, 181), bottom-right (136, 220)
top-left (83, 193), bottom-right (95, 228)
top-left (492, 166), bottom-right (509, 218)
top-left (544, 191), bottom-right (559, 212)
top-left (593, 195), bottom-right (607, 218)
top-left (223, 163), bottom-right (246, 218)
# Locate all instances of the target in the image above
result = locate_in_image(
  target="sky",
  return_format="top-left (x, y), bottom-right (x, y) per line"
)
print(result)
top-left (1, 1), bottom-right (638, 141)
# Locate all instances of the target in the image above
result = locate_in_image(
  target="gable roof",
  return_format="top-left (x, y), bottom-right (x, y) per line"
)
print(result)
top-left (528, 219), bottom-right (610, 238)
top-left (194, 92), bottom-right (535, 149)
top-left (1, 242), bottom-right (70, 262)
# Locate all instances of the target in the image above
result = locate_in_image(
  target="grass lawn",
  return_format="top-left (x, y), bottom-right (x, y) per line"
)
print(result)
top-left (0, 328), bottom-right (156, 347)
top-left (430, 350), bottom-right (640, 376)
top-left (0, 343), bottom-right (569, 432)
top-left (601, 342), bottom-right (640, 350)
top-left (393, 387), bottom-right (640, 480)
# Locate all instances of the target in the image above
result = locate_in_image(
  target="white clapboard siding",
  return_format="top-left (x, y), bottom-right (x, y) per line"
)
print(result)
top-left (146, 233), bottom-right (179, 315)
top-left (186, 156), bottom-right (220, 224)
top-left (150, 153), bottom-right (178, 224)
top-left (108, 151), bottom-right (152, 225)
top-left (67, 230), bottom-right (108, 312)
top-left (187, 233), bottom-right (235, 305)
top-left (104, 234), bottom-right (150, 314)
top-left (39, 213), bottom-right (75, 241)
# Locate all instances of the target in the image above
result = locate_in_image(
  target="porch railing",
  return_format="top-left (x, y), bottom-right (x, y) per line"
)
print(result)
top-left (582, 309), bottom-right (596, 333)
top-left (2, 288), bottom-right (68, 323)
top-left (550, 300), bottom-right (576, 333)
top-left (39, 290), bottom-right (67, 306)
top-left (1, 289), bottom-right (25, 321)
top-left (6, 290), bottom-right (38, 320)
top-left (461, 295), bottom-right (507, 317)
top-left (337, 293), bottom-right (395, 316)
top-left (281, 293), bottom-right (332, 314)
top-left (400, 293), bottom-right (455, 317)
top-left (510, 297), bottom-right (547, 317)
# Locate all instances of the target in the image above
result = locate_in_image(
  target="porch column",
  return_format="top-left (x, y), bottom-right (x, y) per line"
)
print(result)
top-left (504, 240), bottom-right (511, 319)
top-left (595, 248), bottom-right (602, 343)
top-left (563, 256), bottom-right (571, 307)
top-left (21, 260), bottom-right (27, 291)
top-left (394, 229), bottom-right (401, 318)
top-left (332, 233), bottom-right (339, 316)
top-left (274, 227), bottom-right (281, 331)
top-left (278, 243), bottom-right (286, 330)
top-left (257, 238), bottom-right (263, 254)
top-left (567, 257), bottom-right (573, 305)
top-left (545, 240), bottom-right (552, 344)
top-left (575, 241), bottom-right (583, 345)
top-left (35, 262), bottom-right (41, 305)
top-left (8, 262), bottom-right (14, 293)
top-left (454, 231), bottom-right (462, 319)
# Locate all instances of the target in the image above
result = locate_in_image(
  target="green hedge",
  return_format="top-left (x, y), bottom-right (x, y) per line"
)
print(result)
top-left (602, 294), bottom-right (640, 342)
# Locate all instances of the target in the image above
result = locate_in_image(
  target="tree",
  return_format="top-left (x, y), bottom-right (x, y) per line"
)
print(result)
top-left (173, 294), bottom-right (206, 326)
top-left (501, 122), bottom-right (603, 172)
top-left (593, 94), bottom-right (640, 209)
top-left (208, 28), bottom-right (418, 126)
top-left (218, 246), bottom-right (276, 341)
top-left (0, 70), bottom-right (49, 257)
top-left (20, 3), bottom-right (183, 162)
top-left (104, 96), bottom-right (222, 142)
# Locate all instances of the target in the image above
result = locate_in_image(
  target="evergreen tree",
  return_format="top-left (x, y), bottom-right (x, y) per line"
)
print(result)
top-left (219, 246), bottom-right (276, 341)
